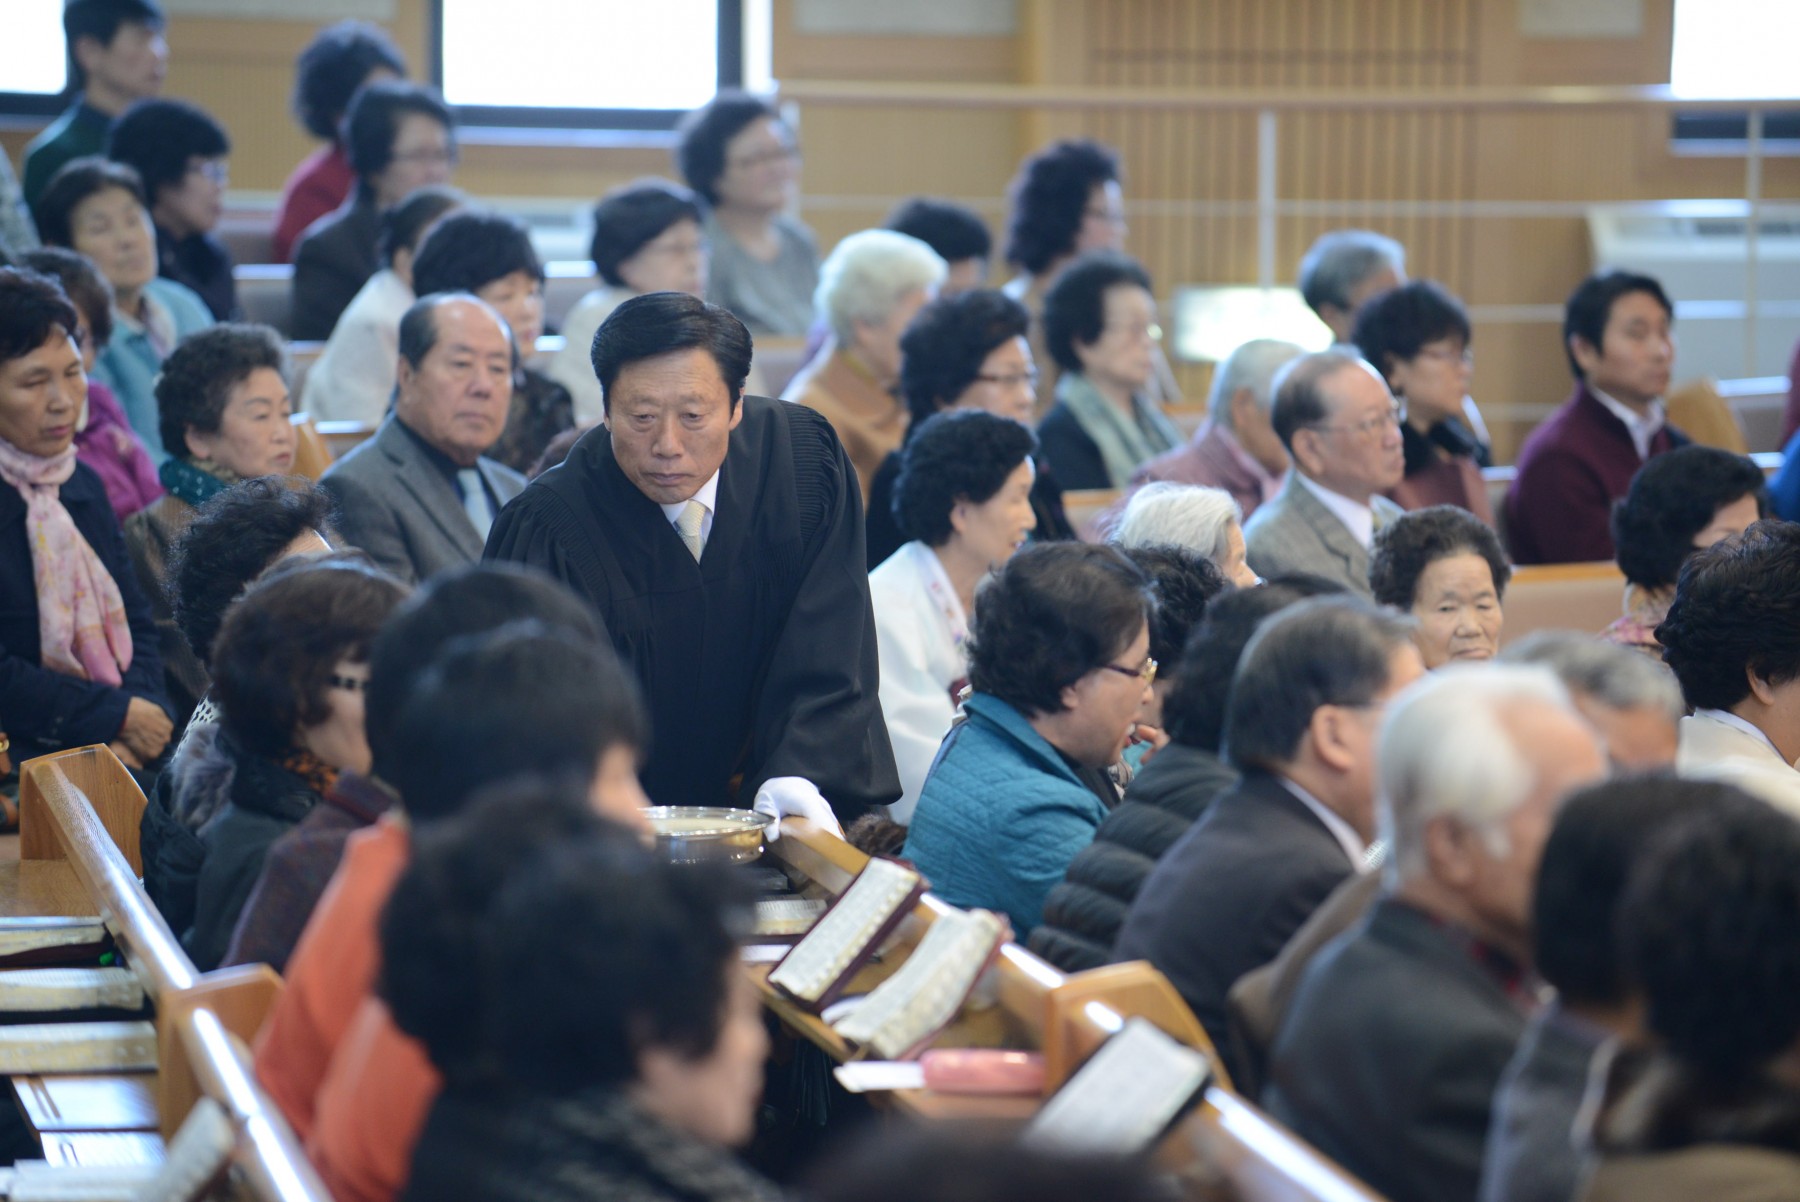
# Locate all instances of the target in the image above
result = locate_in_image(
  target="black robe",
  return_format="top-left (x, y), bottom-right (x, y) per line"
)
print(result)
top-left (483, 395), bottom-right (899, 824)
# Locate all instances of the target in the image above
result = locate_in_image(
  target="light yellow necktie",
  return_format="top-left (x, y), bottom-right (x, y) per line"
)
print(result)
top-left (675, 499), bottom-right (706, 562)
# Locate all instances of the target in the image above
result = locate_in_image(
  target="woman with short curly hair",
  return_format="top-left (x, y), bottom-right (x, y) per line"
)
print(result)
top-left (124, 322), bottom-right (297, 722)
top-left (179, 553), bottom-right (407, 970)
top-left (1369, 504), bottom-right (1511, 669)
top-left (1604, 445), bottom-right (1766, 656)
top-left (871, 409), bottom-right (1037, 820)
top-left (902, 541), bottom-right (1156, 934)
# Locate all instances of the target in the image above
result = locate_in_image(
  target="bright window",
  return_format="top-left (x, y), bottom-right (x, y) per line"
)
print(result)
top-left (1670, 0), bottom-right (1800, 99)
top-left (1, 0), bottom-right (71, 116)
top-left (435, 0), bottom-right (745, 132)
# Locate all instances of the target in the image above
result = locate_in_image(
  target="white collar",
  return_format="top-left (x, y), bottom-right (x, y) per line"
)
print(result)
top-left (1590, 387), bottom-right (1666, 461)
top-left (1278, 777), bottom-right (1370, 870)
top-left (657, 469), bottom-right (721, 542)
top-left (1695, 708), bottom-right (1787, 762)
top-left (1296, 472), bottom-right (1374, 550)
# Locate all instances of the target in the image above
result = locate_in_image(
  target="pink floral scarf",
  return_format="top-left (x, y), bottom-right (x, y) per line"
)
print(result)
top-left (0, 438), bottom-right (132, 685)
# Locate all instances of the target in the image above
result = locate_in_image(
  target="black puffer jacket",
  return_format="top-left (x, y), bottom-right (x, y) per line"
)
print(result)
top-left (1028, 744), bottom-right (1237, 973)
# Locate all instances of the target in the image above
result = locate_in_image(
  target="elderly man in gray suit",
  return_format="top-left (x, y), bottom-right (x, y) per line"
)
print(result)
top-left (321, 293), bottom-right (526, 584)
top-left (1243, 350), bottom-right (1404, 595)
top-left (1264, 665), bottom-right (1608, 1202)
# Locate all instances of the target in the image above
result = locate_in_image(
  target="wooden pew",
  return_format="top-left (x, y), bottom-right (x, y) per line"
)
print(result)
top-left (760, 820), bottom-right (1384, 1201)
top-left (1061, 488), bottom-right (1124, 542)
top-left (13, 746), bottom-right (331, 1199)
top-left (1499, 562), bottom-right (1627, 646)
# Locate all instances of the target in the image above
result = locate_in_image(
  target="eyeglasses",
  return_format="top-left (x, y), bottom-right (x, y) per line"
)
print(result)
top-left (728, 145), bottom-right (801, 171)
top-left (187, 159), bottom-right (228, 185)
top-left (1309, 402), bottom-right (1402, 438)
top-left (328, 673), bottom-right (370, 693)
top-left (1100, 656), bottom-right (1158, 686)
top-left (1083, 206), bottom-right (1127, 227)
top-left (1103, 321), bottom-right (1162, 343)
top-left (391, 147), bottom-right (457, 167)
top-left (975, 369), bottom-right (1040, 390)
top-left (1414, 345), bottom-right (1474, 368)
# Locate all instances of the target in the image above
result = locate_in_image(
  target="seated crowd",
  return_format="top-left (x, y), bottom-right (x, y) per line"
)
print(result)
top-left (7, 4), bottom-right (1800, 1201)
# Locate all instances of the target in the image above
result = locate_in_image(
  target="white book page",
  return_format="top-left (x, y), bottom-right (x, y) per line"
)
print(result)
top-left (767, 859), bottom-right (919, 1003)
top-left (1023, 1018), bottom-right (1211, 1155)
top-left (831, 909), bottom-right (1004, 1059)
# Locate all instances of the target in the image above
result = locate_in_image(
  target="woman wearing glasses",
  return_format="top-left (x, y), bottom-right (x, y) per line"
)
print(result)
top-left (1036, 252), bottom-right (1184, 491)
top-left (902, 542), bottom-right (1157, 937)
top-left (675, 91), bottom-right (817, 336)
top-left (291, 82), bottom-right (456, 341)
top-left (106, 98), bottom-right (239, 321)
top-left (864, 288), bottom-right (1074, 567)
top-left (1352, 279), bottom-right (1492, 520)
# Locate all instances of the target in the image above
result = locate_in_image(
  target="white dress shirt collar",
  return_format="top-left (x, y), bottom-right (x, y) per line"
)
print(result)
top-left (1695, 709), bottom-right (1786, 762)
top-left (1590, 386), bottom-right (1666, 461)
top-left (1296, 472), bottom-right (1375, 550)
top-left (658, 469), bottom-right (721, 545)
top-left (1278, 777), bottom-right (1371, 871)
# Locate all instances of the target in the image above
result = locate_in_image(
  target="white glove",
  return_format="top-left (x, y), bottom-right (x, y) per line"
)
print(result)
top-left (752, 776), bottom-right (844, 842)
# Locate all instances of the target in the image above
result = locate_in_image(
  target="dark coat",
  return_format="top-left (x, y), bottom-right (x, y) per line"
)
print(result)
top-left (485, 397), bottom-right (899, 825)
top-left (1029, 743), bottom-right (1236, 974)
top-left (140, 718), bottom-right (231, 941)
top-left (1265, 897), bottom-right (1529, 1202)
top-left (181, 732), bottom-right (323, 972)
top-left (1113, 769), bottom-right (1357, 1069)
top-left (404, 1086), bottom-right (785, 1202)
top-left (220, 771), bottom-right (394, 973)
top-left (289, 194), bottom-right (381, 341)
top-left (1034, 401), bottom-right (1111, 491)
top-left (0, 461), bottom-right (168, 759)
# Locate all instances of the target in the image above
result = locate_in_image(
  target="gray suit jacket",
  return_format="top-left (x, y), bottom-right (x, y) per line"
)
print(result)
top-left (1242, 472), bottom-right (1402, 597)
top-left (320, 417), bottom-right (526, 585)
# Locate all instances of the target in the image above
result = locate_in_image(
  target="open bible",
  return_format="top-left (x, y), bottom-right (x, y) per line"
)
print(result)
top-left (767, 858), bottom-right (925, 1008)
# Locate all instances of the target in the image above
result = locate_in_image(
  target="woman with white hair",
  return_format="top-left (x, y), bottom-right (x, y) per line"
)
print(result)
top-left (783, 229), bottom-right (945, 504)
top-left (1110, 481), bottom-right (1258, 588)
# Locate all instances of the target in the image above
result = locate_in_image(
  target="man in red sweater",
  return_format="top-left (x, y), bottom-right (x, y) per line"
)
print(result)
top-left (1505, 271), bottom-right (1687, 565)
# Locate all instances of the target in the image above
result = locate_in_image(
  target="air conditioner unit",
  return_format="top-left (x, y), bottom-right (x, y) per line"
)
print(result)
top-left (1588, 202), bottom-right (1800, 381)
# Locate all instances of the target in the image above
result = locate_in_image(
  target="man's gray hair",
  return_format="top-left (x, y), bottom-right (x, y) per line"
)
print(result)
top-left (1499, 631), bottom-right (1684, 719)
top-left (1298, 229), bottom-right (1406, 316)
top-left (1110, 482), bottom-right (1242, 567)
top-left (814, 229), bottom-right (947, 346)
top-left (1377, 664), bottom-right (1574, 884)
top-left (1207, 338), bottom-right (1307, 432)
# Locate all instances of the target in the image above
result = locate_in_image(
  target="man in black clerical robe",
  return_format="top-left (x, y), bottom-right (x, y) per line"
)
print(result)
top-left (484, 291), bottom-right (899, 824)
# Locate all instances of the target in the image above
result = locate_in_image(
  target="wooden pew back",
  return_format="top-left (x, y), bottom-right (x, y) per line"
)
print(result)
top-left (1499, 562), bottom-right (1626, 646)
top-left (760, 822), bottom-right (1382, 1200)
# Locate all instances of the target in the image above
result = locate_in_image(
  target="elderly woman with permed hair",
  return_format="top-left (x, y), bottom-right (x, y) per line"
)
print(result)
top-left (782, 229), bottom-right (945, 504)
top-left (1368, 504), bottom-right (1512, 669)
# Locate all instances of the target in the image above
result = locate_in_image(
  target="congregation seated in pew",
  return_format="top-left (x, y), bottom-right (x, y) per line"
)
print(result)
top-left (1265, 665), bottom-right (1606, 1202)
top-left (1116, 595), bottom-right (1422, 1073)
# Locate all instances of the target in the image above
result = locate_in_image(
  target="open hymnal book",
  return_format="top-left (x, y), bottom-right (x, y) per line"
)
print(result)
top-left (1023, 1018), bottom-right (1212, 1154)
top-left (831, 907), bottom-right (1006, 1061)
top-left (752, 898), bottom-right (829, 942)
top-left (767, 858), bottom-right (924, 1008)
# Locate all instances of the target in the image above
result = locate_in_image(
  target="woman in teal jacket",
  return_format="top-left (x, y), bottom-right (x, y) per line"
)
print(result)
top-left (902, 542), bottom-right (1156, 936)
top-left (35, 157), bottom-right (214, 463)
